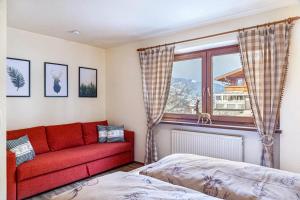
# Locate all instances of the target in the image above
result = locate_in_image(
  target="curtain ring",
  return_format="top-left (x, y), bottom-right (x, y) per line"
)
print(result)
top-left (260, 135), bottom-right (274, 147)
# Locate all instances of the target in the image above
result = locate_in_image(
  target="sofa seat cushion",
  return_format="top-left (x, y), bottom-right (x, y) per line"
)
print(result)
top-left (17, 142), bottom-right (132, 181)
top-left (46, 123), bottom-right (84, 151)
top-left (7, 126), bottom-right (49, 154)
top-left (82, 121), bottom-right (108, 145)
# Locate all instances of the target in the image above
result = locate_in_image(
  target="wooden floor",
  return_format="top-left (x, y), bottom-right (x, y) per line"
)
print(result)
top-left (27, 162), bottom-right (143, 200)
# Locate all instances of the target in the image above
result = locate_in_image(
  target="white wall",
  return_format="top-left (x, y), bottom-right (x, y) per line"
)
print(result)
top-left (0, 0), bottom-right (6, 198)
top-left (107, 45), bottom-right (147, 162)
top-left (280, 19), bottom-right (300, 172)
top-left (7, 28), bottom-right (106, 130)
top-left (106, 5), bottom-right (300, 172)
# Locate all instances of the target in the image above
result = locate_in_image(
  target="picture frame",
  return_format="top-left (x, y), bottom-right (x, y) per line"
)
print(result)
top-left (79, 67), bottom-right (97, 98)
top-left (6, 57), bottom-right (31, 97)
top-left (44, 62), bottom-right (68, 97)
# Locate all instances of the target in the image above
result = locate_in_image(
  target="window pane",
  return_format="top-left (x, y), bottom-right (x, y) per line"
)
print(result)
top-left (212, 53), bottom-right (252, 117)
top-left (165, 59), bottom-right (202, 114)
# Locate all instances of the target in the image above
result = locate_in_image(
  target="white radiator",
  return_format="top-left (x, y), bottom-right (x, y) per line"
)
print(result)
top-left (171, 130), bottom-right (244, 162)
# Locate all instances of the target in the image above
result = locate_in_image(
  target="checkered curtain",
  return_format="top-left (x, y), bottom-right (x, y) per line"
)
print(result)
top-left (139, 45), bottom-right (175, 164)
top-left (238, 22), bottom-right (292, 167)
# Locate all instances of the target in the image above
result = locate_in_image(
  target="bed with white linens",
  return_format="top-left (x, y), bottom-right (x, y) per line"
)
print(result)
top-left (52, 153), bottom-right (300, 200)
top-left (139, 154), bottom-right (300, 200)
top-left (51, 171), bottom-right (221, 200)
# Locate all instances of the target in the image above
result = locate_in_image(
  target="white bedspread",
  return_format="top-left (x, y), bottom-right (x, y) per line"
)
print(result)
top-left (139, 154), bottom-right (300, 200)
top-left (51, 171), bottom-right (221, 200)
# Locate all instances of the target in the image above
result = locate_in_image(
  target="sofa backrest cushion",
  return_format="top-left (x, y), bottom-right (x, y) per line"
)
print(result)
top-left (82, 121), bottom-right (108, 144)
top-left (46, 123), bottom-right (84, 151)
top-left (7, 126), bottom-right (50, 154)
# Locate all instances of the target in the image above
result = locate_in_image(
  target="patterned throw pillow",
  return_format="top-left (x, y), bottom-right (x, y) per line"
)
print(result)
top-left (97, 125), bottom-right (108, 143)
top-left (7, 135), bottom-right (36, 166)
top-left (107, 125), bottom-right (125, 143)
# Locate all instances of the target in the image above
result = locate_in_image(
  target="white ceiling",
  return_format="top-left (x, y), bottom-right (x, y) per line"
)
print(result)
top-left (8, 0), bottom-right (299, 48)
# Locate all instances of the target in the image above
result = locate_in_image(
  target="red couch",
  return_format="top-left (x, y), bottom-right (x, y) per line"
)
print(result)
top-left (6, 121), bottom-right (135, 200)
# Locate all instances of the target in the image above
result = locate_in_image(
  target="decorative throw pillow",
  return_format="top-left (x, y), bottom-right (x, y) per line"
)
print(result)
top-left (107, 125), bottom-right (125, 143)
top-left (97, 125), bottom-right (108, 143)
top-left (7, 135), bottom-right (35, 166)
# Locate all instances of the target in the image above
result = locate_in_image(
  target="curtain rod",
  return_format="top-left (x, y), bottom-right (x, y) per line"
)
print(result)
top-left (137, 16), bottom-right (300, 52)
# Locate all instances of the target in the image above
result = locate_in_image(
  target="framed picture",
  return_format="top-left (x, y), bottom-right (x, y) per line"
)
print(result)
top-left (79, 67), bottom-right (97, 97)
top-left (44, 62), bottom-right (68, 97)
top-left (6, 57), bottom-right (31, 97)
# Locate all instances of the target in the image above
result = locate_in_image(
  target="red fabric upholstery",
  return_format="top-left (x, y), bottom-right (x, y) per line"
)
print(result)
top-left (7, 151), bottom-right (17, 200)
top-left (17, 152), bottom-right (133, 200)
top-left (7, 126), bottom-right (49, 154)
top-left (124, 130), bottom-right (135, 160)
top-left (7, 121), bottom-right (135, 200)
top-left (82, 121), bottom-right (108, 144)
top-left (18, 164), bottom-right (88, 200)
top-left (87, 152), bottom-right (132, 176)
top-left (17, 142), bottom-right (132, 181)
top-left (46, 123), bottom-right (84, 151)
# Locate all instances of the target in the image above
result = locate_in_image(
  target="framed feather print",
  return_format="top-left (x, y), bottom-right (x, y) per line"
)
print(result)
top-left (79, 67), bottom-right (97, 97)
top-left (6, 57), bottom-right (30, 97)
top-left (44, 62), bottom-right (68, 97)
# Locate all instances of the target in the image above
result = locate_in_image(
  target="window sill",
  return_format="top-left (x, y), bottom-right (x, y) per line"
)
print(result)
top-left (159, 120), bottom-right (282, 134)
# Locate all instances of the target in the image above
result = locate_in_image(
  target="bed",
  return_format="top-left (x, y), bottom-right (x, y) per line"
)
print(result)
top-left (139, 154), bottom-right (300, 200)
top-left (51, 171), bottom-right (221, 200)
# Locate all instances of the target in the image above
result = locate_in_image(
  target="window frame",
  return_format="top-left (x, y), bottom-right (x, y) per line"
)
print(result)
top-left (163, 50), bottom-right (207, 123)
top-left (163, 45), bottom-right (254, 126)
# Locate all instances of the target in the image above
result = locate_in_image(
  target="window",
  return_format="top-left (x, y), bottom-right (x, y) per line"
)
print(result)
top-left (212, 52), bottom-right (251, 117)
top-left (165, 58), bottom-right (202, 114)
top-left (164, 45), bottom-right (253, 125)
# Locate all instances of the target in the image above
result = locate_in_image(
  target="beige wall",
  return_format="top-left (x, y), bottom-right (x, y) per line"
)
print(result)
top-left (0, 0), bottom-right (6, 198)
top-left (107, 44), bottom-right (147, 162)
top-left (106, 5), bottom-right (300, 172)
top-left (7, 28), bottom-right (106, 130)
top-left (280, 18), bottom-right (300, 172)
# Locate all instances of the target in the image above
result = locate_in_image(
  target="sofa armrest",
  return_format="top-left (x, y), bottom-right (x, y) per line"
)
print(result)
top-left (7, 150), bottom-right (17, 200)
top-left (124, 130), bottom-right (134, 161)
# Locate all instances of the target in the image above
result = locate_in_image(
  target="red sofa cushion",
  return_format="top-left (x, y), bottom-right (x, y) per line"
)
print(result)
top-left (82, 121), bottom-right (108, 144)
top-left (17, 142), bottom-right (132, 181)
top-left (46, 123), bottom-right (84, 151)
top-left (87, 152), bottom-right (132, 176)
top-left (18, 164), bottom-right (89, 200)
top-left (7, 126), bottom-right (49, 154)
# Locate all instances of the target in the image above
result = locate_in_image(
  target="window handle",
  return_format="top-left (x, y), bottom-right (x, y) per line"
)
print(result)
top-left (207, 87), bottom-right (211, 97)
